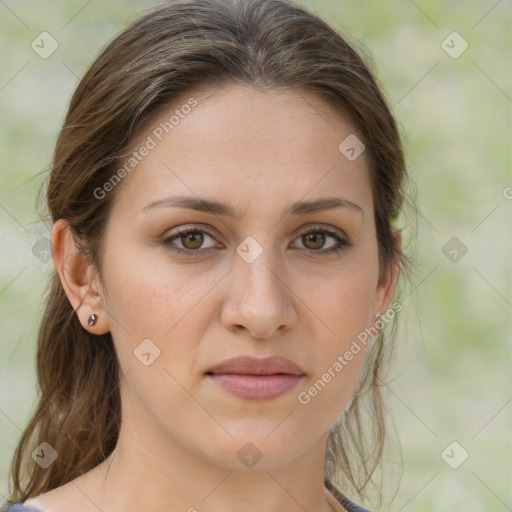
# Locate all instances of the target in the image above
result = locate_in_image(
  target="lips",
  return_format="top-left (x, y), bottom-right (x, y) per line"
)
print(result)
top-left (206, 355), bottom-right (306, 401)
top-left (206, 355), bottom-right (305, 376)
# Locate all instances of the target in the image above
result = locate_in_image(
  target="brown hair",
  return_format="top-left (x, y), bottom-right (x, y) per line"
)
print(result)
top-left (3, 0), bottom-right (415, 508)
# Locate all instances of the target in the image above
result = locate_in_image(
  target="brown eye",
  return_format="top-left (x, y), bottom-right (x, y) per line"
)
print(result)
top-left (181, 231), bottom-right (204, 250)
top-left (163, 226), bottom-right (219, 255)
top-left (293, 226), bottom-right (352, 256)
top-left (302, 231), bottom-right (325, 250)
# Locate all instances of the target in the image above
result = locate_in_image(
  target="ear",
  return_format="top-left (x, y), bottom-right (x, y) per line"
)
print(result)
top-left (372, 228), bottom-right (402, 326)
top-left (51, 218), bottom-right (110, 335)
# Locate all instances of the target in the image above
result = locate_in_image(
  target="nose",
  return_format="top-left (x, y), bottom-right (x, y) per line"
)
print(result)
top-left (220, 248), bottom-right (298, 340)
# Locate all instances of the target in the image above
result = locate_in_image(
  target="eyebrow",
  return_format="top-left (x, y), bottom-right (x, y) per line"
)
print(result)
top-left (142, 195), bottom-right (364, 220)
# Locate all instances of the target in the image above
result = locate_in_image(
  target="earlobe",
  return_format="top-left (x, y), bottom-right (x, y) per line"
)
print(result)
top-left (51, 219), bottom-right (110, 335)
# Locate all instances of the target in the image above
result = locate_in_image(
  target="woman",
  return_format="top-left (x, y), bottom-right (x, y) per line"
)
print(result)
top-left (2, 0), bottom-right (413, 511)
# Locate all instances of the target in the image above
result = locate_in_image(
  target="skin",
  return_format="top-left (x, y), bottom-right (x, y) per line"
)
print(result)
top-left (28, 84), bottom-right (400, 512)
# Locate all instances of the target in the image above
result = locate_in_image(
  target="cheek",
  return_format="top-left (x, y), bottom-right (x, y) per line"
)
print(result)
top-left (305, 265), bottom-right (377, 341)
top-left (101, 245), bottom-right (219, 340)
top-left (99, 252), bottom-right (223, 403)
top-left (101, 255), bottom-right (210, 423)
top-left (294, 267), bottom-right (377, 418)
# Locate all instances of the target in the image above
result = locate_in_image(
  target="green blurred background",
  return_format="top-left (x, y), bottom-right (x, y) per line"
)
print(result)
top-left (1, 1), bottom-right (511, 510)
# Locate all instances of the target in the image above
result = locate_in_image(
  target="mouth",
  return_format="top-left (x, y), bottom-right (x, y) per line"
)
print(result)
top-left (205, 355), bottom-right (306, 401)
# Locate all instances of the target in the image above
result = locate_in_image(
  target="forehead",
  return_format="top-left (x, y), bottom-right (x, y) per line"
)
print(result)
top-left (111, 84), bottom-right (372, 220)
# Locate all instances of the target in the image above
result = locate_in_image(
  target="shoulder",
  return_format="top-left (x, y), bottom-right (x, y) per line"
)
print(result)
top-left (325, 482), bottom-right (372, 512)
top-left (338, 496), bottom-right (372, 512)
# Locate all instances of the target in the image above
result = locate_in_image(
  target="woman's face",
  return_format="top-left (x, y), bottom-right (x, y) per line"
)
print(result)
top-left (93, 84), bottom-right (398, 470)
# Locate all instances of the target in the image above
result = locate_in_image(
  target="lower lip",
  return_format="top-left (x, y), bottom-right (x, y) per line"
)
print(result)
top-left (207, 373), bottom-right (304, 401)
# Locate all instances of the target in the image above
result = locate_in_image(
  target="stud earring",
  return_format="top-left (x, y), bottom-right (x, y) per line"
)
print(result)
top-left (88, 313), bottom-right (98, 326)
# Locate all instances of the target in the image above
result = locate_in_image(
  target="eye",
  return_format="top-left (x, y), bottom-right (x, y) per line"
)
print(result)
top-left (292, 225), bottom-right (352, 256)
top-left (162, 225), bottom-right (220, 255)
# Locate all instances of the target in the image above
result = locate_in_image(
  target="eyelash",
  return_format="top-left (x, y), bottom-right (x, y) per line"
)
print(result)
top-left (162, 224), bottom-right (352, 257)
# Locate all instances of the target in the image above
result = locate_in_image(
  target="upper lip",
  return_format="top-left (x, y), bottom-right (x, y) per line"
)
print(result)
top-left (206, 355), bottom-right (305, 376)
